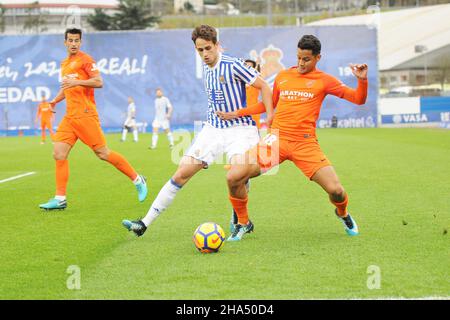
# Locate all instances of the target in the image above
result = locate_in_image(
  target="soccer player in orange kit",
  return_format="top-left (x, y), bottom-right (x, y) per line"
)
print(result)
top-left (35, 95), bottom-right (55, 144)
top-left (244, 59), bottom-right (262, 129)
top-left (217, 35), bottom-right (368, 240)
top-left (39, 28), bottom-right (147, 210)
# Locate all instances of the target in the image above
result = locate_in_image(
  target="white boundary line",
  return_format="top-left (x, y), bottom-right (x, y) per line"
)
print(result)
top-left (0, 172), bottom-right (36, 184)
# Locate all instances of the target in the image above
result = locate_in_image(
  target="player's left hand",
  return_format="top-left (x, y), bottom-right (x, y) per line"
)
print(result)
top-left (216, 110), bottom-right (239, 120)
top-left (349, 63), bottom-right (368, 80)
top-left (61, 78), bottom-right (80, 90)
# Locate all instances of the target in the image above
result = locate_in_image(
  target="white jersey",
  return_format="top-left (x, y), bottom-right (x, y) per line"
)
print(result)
top-left (124, 102), bottom-right (136, 127)
top-left (203, 53), bottom-right (258, 129)
top-left (154, 96), bottom-right (172, 122)
top-left (127, 103), bottom-right (136, 120)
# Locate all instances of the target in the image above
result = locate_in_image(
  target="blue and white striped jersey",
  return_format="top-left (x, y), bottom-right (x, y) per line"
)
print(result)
top-left (203, 53), bottom-right (258, 128)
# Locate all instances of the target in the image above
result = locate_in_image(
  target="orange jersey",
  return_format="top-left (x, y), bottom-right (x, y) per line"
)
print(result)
top-left (246, 85), bottom-right (260, 106)
top-left (37, 102), bottom-right (54, 121)
top-left (61, 51), bottom-right (100, 118)
top-left (246, 85), bottom-right (261, 128)
top-left (271, 67), bottom-right (367, 140)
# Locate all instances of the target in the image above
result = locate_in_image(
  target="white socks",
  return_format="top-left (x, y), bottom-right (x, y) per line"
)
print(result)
top-left (142, 179), bottom-right (182, 227)
top-left (133, 175), bottom-right (142, 185)
top-left (122, 129), bottom-right (138, 142)
top-left (167, 132), bottom-right (174, 146)
top-left (152, 133), bottom-right (158, 148)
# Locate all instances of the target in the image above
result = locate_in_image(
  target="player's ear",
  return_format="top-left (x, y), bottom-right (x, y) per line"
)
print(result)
top-left (316, 54), bottom-right (321, 62)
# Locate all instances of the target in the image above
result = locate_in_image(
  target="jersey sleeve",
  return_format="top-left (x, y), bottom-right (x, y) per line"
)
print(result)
top-left (82, 55), bottom-right (100, 78)
top-left (324, 74), bottom-right (368, 105)
top-left (165, 97), bottom-right (173, 109)
top-left (272, 75), bottom-right (281, 108)
top-left (232, 58), bottom-right (258, 85)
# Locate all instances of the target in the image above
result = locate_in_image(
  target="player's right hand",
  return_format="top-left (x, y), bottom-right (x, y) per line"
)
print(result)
top-left (216, 110), bottom-right (239, 120)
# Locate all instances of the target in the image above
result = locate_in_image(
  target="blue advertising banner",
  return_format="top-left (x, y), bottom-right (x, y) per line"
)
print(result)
top-left (0, 26), bottom-right (378, 133)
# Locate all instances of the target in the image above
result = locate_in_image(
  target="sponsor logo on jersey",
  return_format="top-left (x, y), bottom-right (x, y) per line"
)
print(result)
top-left (280, 90), bottom-right (314, 101)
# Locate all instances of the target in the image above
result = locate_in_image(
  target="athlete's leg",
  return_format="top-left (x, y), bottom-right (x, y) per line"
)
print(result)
top-left (151, 126), bottom-right (159, 149)
top-left (39, 142), bottom-right (72, 210)
top-left (46, 121), bottom-right (55, 141)
top-left (53, 142), bottom-right (72, 197)
top-left (41, 123), bottom-right (46, 143)
top-left (121, 126), bottom-right (128, 142)
top-left (123, 156), bottom-right (204, 236)
top-left (165, 128), bottom-right (174, 148)
top-left (227, 152), bottom-right (261, 223)
top-left (311, 166), bottom-right (359, 236)
top-left (311, 166), bottom-right (348, 216)
top-left (132, 125), bottom-right (138, 142)
top-left (94, 145), bottom-right (138, 180)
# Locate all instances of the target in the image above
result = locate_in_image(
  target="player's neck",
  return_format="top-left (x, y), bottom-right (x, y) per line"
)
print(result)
top-left (296, 67), bottom-right (319, 76)
top-left (68, 50), bottom-right (81, 58)
top-left (207, 53), bottom-right (221, 69)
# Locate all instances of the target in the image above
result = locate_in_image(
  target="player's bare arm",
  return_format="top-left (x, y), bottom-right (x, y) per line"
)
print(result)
top-left (50, 89), bottom-right (66, 107)
top-left (60, 75), bottom-right (103, 90)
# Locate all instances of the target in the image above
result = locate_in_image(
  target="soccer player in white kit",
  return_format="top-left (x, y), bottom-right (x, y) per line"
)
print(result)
top-left (122, 25), bottom-right (273, 240)
top-left (121, 97), bottom-right (139, 142)
top-left (150, 88), bottom-right (174, 149)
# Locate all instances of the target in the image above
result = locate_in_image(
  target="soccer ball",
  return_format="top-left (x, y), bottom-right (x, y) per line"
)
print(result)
top-left (193, 222), bottom-right (225, 253)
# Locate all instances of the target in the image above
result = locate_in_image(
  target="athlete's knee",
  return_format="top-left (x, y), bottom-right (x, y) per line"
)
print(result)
top-left (94, 148), bottom-right (110, 161)
top-left (53, 150), bottom-right (66, 160)
top-left (328, 183), bottom-right (345, 199)
top-left (226, 167), bottom-right (250, 187)
top-left (53, 147), bottom-right (69, 160)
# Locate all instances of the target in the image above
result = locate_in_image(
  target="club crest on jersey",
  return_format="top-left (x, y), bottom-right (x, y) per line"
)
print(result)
top-left (219, 75), bottom-right (226, 84)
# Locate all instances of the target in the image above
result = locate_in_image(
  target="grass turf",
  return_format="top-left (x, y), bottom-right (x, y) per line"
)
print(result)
top-left (0, 128), bottom-right (449, 299)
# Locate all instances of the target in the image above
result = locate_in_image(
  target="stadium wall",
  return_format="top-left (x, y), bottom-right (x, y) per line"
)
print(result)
top-left (379, 96), bottom-right (450, 128)
top-left (0, 26), bottom-right (378, 136)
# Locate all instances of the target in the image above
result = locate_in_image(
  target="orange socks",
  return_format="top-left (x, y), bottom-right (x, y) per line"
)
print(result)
top-left (106, 151), bottom-right (138, 181)
top-left (229, 195), bottom-right (249, 225)
top-left (55, 159), bottom-right (69, 196)
top-left (331, 194), bottom-right (348, 217)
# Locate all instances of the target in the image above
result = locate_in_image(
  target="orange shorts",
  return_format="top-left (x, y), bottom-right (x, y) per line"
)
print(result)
top-left (255, 133), bottom-right (331, 179)
top-left (41, 119), bottom-right (52, 129)
top-left (54, 116), bottom-right (106, 150)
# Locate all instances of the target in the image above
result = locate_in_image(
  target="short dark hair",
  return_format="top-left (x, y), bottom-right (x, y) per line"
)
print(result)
top-left (65, 28), bottom-right (82, 40)
top-left (244, 59), bottom-right (257, 68)
top-left (244, 59), bottom-right (261, 72)
top-left (297, 35), bottom-right (321, 55)
top-left (192, 25), bottom-right (217, 44)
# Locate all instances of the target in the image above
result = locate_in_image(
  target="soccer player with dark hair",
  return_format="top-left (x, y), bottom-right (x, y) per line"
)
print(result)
top-left (122, 25), bottom-right (273, 239)
top-left (39, 28), bottom-right (148, 210)
top-left (217, 34), bottom-right (368, 238)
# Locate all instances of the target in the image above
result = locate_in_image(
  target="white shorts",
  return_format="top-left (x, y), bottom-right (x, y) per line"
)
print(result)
top-left (124, 118), bottom-right (136, 128)
top-left (186, 123), bottom-right (259, 165)
top-left (152, 118), bottom-right (170, 130)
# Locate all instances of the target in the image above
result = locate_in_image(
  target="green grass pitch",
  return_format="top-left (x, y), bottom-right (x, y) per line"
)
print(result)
top-left (0, 128), bottom-right (449, 299)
